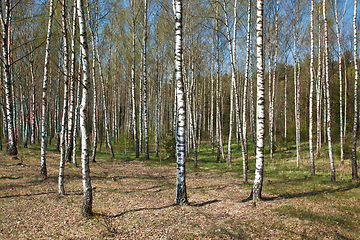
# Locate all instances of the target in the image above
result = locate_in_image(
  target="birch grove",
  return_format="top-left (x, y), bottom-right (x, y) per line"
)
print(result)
top-left (0, 0), bottom-right (359, 218)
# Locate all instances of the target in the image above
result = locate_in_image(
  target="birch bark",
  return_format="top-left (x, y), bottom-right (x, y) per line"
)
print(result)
top-left (41, 0), bottom-right (55, 178)
top-left (174, 0), bottom-right (188, 205)
top-left (59, 0), bottom-right (69, 195)
top-left (324, 0), bottom-right (336, 182)
top-left (352, 0), bottom-right (359, 180)
top-left (252, 0), bottom-right (264, 201)
top-left (77, 0), bottom-right (93, 216)
top-left (309, 0), bottom-right (315, 176)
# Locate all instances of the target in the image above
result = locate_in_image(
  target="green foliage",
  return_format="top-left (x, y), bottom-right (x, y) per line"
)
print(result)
top-left (335, 134), bottom-right (352, 159)
top-left (163, 131), bottom-right (176, 159)
top-left (274, 136), bottom-right (296, 152)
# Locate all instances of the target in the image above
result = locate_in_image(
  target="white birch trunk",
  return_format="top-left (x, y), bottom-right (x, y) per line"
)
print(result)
top-left (41, 0), bottom-right (55, 178)
top-left (316, 36), bottom-right (322, 156)
top-left (77, 0), bottom-right (93, 216)
top-left (174, 0), bottom-right (188, 205)
top-left (1, 0), bottom-right (17, 155)
top-left (324, 0), bottom-right (336, 182)
top-left (143, 0), bottom-right (149, 160)
top-left (94, 18), bottom-right (114, 158)
top-left (309, 0), bottom-right (315, 176)
top-left (59, 0), bottom-right (69, 195)
top-left (293, 3), bottom-right (300, 168)
top-left (352, 0), bottom-right (359, 180)
top-left (242, 0), bottom-right (251, 171)
top-left (223, 0), bottom-right (237, 166)
top-left (130, 0), bottom-right (139, 158)
top-left (73, 69), bottom-right (81, 167)
top-left (66, 3), bottom-right (77, 163)
top-left (334, 0), bottom-right (344, 165)
top-left (252, 0), bottom-right (264, 201)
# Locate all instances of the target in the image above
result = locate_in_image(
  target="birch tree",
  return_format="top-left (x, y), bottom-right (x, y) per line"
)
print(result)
top-left (143, 0), bottom-right (149, 160)
top-left (174, 0), bottom-right (188, 205)
top-left (77, 0), bottom-right (93, 216)
top-left (352, 0), bottom-right (359, 180)
top-left (252, 0), bottom-right (264, 201)
top-left (1, 0), bottom-right (17, 156)
top-left (66, 2), bottom-right (78, 163)
top-left (323, 0), bottom-right (335, 182)
top-left (130, 0), bottom-right (139, 158)
top-left (309, 0), bottom-right (315, 176)
top-left (41, 0), bottom-right (55, 178)
top-left (59, 0), bottom-right (70, 195)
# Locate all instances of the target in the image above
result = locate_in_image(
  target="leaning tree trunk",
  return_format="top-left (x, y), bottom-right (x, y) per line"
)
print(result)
top-left (252, 0), bottom-right (264, 201)
top-left (352, 0), bottom-right (359, 180)
top-left (77, 0), bottom-right (93, 217)
top-left (224, 0), bottom-right (237, 167)
top-left (309, 0), bottom-right (315, 176)
top-left (174, 0), bottom-right (188, 205)
top-left (41, 0), bottom-right (55, 178)
top-left (323, 0), bottom-right (335, 182)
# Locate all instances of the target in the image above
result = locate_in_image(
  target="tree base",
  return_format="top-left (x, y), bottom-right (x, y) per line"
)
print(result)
top-left (6, 144), bottom-right (18, 156)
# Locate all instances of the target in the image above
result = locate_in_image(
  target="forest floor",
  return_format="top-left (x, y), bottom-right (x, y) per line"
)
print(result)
top-left (0, 143), bottom-right (360, 239)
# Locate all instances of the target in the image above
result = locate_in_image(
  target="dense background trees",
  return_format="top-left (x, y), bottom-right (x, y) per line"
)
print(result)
top-left (0, 0), bottom-right (359, 202)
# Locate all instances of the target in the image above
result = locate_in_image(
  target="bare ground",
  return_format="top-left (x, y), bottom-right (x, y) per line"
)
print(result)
top-left (0, 150), bottom-right (358, 239)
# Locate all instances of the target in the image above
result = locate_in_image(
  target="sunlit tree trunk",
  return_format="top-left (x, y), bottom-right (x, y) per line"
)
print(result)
top-left (41, 0), bottom-right (55, 178)
top-left (66, 3), bottom-right (77, 163)
top-left (94, 17), bottom-right (114, 158)
top-left (224, 0), bottom-right (237, 166)
top-left (252, 0), bottom-right (264, 201)
top-left (334, 0), bottom-right (344, 165)
top-left (309, 0), bottom-right (315, 176)
top-left (352, 0), bottom-right (359, 180)
top-left (269, 0), bottom-right (279, 159)
top-left (1, 0), bottom-right (17, 155)
top-left (59, 0), bottom-right (69, 195)
top-left (174, 0), bottom-right (188, 205)
top-left (143, 0), bottom-right (149, 160)
top-left (242, 0), bottom-right (252, 181)
top-left (130, 0), bottom-right (139, 158)
top-left (77, 0), bottom-right (93, 216)
top-left (316, 35), bottom-right (322, 157)
top-left (73, 69), bottom-right (81, 167)
top-left (323, 0), bottom-right (335, 182)
top-left (293, 1), bottom-right (300, 168)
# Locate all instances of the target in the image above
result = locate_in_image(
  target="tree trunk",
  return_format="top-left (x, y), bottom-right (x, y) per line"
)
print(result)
top-left (252, 0), bottom-right (264, 201)
top-left (143, 0), bottom-right (149, 160)
top-left (1, 0), bottom-right (17, 156)
top-left (323, 0), bottom-right (335, 182)
top-left (66, 3), bottom-right (77, 163)
top-left (130, 0), bottom-right (139, 158)
top-left (77, 0), bottom-right (93, 216)
top-left (309, 0), bottom-right (315, 176)
top-left (59, 0), bottom-right (69, 195)
top-left (41, 0), bottom-right (55, 178)
top-left (352, 0), bottom-right (359, 180)
top-left (174, 0), bottom-right (188, 205)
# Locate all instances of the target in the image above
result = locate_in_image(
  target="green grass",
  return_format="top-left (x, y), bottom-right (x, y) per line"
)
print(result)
top-left (7, 136), bottom-right (360, 239)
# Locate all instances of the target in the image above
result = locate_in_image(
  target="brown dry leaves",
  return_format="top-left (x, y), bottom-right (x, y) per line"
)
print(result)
top-left (0, 151), bottom-right (357, 239)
